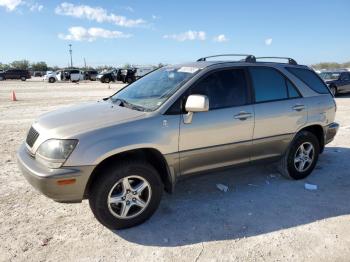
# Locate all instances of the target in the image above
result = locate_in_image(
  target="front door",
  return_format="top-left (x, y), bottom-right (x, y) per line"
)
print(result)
top-left (178, 68), bottom-right (254, 175)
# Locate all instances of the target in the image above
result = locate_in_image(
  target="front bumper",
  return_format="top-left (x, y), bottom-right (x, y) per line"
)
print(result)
top-left (324, 122), bottom-right (339, 144)
top-left (17, 143), bottom-right (95, 203)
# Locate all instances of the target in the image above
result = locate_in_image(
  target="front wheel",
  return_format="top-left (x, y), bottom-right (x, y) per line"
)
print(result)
top-left (104, 77), bottom-right (110, 83)
top-left (330, 85), bottom-right (337, 96)
top-left (89, 160), bottom-right (163, 230)
top-left (278, 131), bottom-right (320, 180)
top-left (49, 77), bottom-right (56, 83)
top-left (20, 76), bottom-right (26, 81)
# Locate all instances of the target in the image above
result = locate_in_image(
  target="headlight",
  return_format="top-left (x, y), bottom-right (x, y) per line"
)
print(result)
top-left (36, 139), bottom-right (78, 168)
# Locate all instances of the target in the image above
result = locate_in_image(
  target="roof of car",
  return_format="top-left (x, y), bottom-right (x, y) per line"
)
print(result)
top-left (170, 55), bottom-right (311, 71)
top-left (173, 60), bottom-right (309, 71)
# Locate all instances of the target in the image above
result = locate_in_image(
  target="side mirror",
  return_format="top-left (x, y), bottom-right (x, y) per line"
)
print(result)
top-left (183, 95), bottom-right (209, 124)
top-left (185, 94), bottom-right (209, 112)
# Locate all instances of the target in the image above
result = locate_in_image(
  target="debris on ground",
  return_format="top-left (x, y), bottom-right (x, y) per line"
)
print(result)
top-left (40, 237), bottom-right (52, 247)
top-left (305, 183), bottom-right (318, 191)
top-left (216, 184), bottom-right (229, 192)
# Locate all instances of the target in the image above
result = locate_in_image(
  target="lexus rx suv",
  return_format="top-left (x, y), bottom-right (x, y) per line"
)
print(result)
top-left (17, 54), bottom-right (339, 230)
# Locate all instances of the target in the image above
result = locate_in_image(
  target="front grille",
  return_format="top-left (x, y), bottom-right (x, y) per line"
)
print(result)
top-left (26, 127), bottom-right (39, 147)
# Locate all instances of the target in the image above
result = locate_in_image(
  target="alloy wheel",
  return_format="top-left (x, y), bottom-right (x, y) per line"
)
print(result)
top-left (294, 142), bottom-right (315, 172)
top-left (107, 175), bottom-right (152, 219)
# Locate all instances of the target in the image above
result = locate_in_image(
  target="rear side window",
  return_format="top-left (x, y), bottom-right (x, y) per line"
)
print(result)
top-left (286, 80), bottom-right (300, 98)
top-left (249, 67), bottom-right (288, 102)
top-left (287, 67), bottom-right (329, 94)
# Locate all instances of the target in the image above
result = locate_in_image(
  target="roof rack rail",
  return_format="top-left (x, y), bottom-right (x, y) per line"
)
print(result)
top-left (197, 54), bottom-right (256, 63)
top-left (255, 57), bottom-right (298, 65)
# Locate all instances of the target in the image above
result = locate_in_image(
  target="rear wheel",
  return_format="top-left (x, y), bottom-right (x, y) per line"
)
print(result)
top-left (104, 77), bottom-right (110, 83)
top-left (278, 131), bottom-right (320, 180)
top-left (20, 76), bottom-right (26, 81)
top-left (0, 76), bottom-right (4, 81)
top-left (89, 160), bottom-right (163, 230)
top-left (49, 77), bottom-right (56, 83)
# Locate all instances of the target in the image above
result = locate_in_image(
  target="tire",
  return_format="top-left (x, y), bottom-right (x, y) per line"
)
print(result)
top-left (0, 76), bottom-right (4, 81)
top-left (104, 77), bottom-right (110, 83)
top-left (330, 85), bottom-right (337, 96)
top-left (20, 76), bottom-right (26, 81)
top-left (278, 131), bottom-right (320, 180)
top-left (89, 160), bottom-right (163, 230)
top-left (49, 77), bottom-right (56, 83)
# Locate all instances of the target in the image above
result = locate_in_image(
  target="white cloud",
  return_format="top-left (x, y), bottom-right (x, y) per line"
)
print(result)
top-left (163, 30), bottom-right (206, 42)
top-left (152, 14), bottom-right (160, 20)
top-left (29, 2), bottom-right (42, 12)
top-left (55, 2), bottom-right (146, 27)
top-left (58, 26), bottom-right (132, 42)
top-left (265, 38), bottom-right (273, 46)
top-left (0, 0), bottom-right (22, 11)
top-left (213, 34), bottom-right (228, 43)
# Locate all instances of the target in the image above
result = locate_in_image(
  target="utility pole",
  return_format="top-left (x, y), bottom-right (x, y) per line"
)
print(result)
top-left (69, 44), bottom-right (73, 68)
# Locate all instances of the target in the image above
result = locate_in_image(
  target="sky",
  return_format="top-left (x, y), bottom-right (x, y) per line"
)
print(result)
top-left (0, 0), bottom-right (349, 67)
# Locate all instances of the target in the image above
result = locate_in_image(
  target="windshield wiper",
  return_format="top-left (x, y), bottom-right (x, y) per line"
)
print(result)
top-left (112, 98), bottom-right (148, 112)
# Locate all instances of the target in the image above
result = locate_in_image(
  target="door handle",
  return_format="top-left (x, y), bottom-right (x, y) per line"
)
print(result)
top-left (292, 104), bottom-right (305, 111)
top-left (234, 112), bottom-right (252, 120)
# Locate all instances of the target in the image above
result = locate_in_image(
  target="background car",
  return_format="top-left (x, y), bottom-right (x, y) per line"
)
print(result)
top-left (0, 69), bottom-right (31, 81)
top-left (120, 68), bottom-right (136, 83)
top-left (44, 69), bottom-right (84, 83)
top-left (96, 69), bottom-right (120, 83)
top-left (84, 70), bottom-right (98, 81)
top-left (319, 70), bottom-right (350, 96)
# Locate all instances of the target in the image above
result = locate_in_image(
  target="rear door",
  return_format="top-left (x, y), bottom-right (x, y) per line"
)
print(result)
top-left (249, 66), bottom-right (307, 161)
top-left (178, 68), bottom-right (254, 175)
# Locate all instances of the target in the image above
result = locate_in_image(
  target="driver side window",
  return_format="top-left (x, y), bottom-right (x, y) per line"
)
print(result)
top-left (189, 69), bottom-right (248, 110)
top-left (166, 69), bottom-right (249, 114)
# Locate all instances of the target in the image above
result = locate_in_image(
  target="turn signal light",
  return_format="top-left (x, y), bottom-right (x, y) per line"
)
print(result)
top-left (57, 179), bottom-right (76, 185)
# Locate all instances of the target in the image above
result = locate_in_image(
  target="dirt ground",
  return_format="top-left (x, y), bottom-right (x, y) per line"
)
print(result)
top-left (0, 78), bottom-right (350, 261)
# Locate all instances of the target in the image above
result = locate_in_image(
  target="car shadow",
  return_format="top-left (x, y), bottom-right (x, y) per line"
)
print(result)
top-left (115, 146), bottom-right (350, 247)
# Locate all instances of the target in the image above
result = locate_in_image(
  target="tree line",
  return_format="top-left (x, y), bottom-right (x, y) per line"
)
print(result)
top-left (312, 61), bottom-right (350, 70)
top-left (1, 59), bottom-right (349, 72)
top-left (0, 60), bottom-right (166, 72)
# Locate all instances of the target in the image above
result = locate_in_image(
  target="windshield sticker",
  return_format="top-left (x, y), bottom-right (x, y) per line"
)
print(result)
top-left (177, 67), bottom-right (199, 74)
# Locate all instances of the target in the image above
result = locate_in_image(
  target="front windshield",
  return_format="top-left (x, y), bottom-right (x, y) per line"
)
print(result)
top-left (320, 72), bottom-right (340, 80)
top-left (111, 66), bottom-right (199, 111)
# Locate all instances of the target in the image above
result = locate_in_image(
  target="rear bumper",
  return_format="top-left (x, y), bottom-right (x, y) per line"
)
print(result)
top-left (324, 122), bottom-right (339, 144)
top-left (17, 143), bottom-right (95, 203)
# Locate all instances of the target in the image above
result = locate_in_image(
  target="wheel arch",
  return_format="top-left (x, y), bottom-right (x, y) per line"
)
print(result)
top-left (84, 148), bottom-right (175, 198)
top-left (297, 124), bottom-right (325, 153)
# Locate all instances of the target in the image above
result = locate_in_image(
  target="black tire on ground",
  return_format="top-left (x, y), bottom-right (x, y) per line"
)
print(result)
top-left (127, 77), bottom-right (133, 84)
top-left (278, 130), bottom-right (320, 180)
top-left (89, 160), bottom-right (163, 230)
top-left (0, 76), bottom-right (4, 81)
top-left (49, 77), bottom-right (56, 83)
top-left (330, 85), bottom-right (337, 96)
top-left (104, 77), bottom-right (110, 83)
top-left (20, 76), bottom-right (26, 81)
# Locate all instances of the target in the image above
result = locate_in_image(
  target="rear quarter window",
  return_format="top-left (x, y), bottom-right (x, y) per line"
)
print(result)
top-left (287, 67), bottom-right (330, 94)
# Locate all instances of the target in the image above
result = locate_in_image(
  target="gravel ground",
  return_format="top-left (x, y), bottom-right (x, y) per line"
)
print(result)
top-left (0, 78), bottom-right (350, 262)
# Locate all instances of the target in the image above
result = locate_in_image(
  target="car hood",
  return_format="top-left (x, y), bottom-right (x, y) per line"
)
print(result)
top-left (33, 100), bottom-right (147, 138)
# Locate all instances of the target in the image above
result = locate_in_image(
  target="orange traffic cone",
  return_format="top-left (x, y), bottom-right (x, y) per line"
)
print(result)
top-left (12, 91), bottom-right (17, 101)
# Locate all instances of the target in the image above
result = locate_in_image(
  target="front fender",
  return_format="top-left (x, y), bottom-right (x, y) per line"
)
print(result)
top-left (63, 114), bottom-right (180, 167)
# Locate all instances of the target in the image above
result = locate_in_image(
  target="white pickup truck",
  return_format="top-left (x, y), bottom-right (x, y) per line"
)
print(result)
top-left (44, 69), bottom-right (84, 83)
